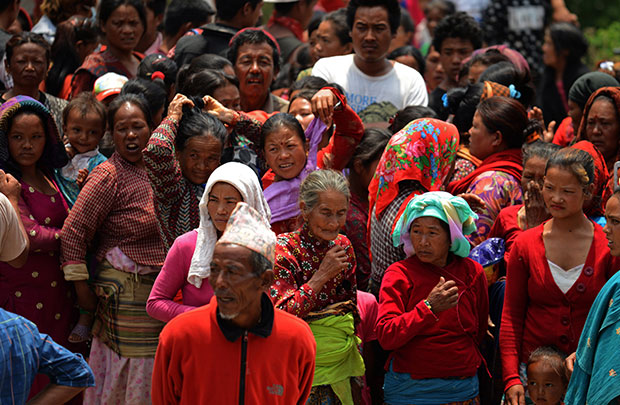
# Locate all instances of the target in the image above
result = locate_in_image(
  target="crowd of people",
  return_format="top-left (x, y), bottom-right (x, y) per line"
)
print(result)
top-left (1, 0), bottom-right (620, 404)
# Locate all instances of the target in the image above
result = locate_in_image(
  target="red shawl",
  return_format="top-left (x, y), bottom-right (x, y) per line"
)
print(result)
top-left (447, 148), bottom-right (523, 195)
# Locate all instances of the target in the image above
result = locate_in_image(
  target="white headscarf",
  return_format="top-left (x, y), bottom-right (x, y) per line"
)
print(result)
top-left (187, 162), bottom-right (271, 288)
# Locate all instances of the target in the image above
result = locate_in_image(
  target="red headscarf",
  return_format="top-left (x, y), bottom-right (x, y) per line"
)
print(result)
top-left (576, 86), bottom-right (620, 165)
top-left (571, 140), bottom-right (613, 218)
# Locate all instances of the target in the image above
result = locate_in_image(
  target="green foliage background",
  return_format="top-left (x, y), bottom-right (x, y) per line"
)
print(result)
top-left (566, 0), bottom-right (620, 65)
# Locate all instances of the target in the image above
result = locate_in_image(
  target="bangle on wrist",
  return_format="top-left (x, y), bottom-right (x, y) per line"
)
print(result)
top-left (423, 299), bottom-right (433, 312)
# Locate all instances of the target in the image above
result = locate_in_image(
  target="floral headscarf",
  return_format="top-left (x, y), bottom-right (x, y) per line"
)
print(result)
top-left (0, 95), bottom-right (67, 177)
top-left (368, 118), bottom-right (459, 219)
top-left (392, 191), bottom-right (478, 258)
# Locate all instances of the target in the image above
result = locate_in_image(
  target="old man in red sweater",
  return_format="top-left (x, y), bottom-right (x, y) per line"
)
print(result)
top-left (152, 202), bottom-right (316, 404)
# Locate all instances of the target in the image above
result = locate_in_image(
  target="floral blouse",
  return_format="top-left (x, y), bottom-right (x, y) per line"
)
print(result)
top-left (270, 224), bottom-right (357, 320)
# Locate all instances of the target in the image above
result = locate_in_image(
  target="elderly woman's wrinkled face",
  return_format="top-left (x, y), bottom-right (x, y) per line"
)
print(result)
top-left (586, 98), bottom-right (620, 165)
top-left (521, 155), bottom-right (547, 189)
top-left (207, 182), bottom-right (243, 233)
top-left (302, 189), bottom-right (348, 242)
top-left (7, 43), bottom-right (48, 88)
top-left (410, 216), bottom-right (451, 267)
top-left (176, 135), bottom-right (222, 185)
top-left (604, 194), bottom-right (620, 256)
top-left (263, 125), bottom-right (307, 180)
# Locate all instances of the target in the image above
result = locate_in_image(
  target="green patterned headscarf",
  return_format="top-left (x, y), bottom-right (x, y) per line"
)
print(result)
top-left (392, 191), bottom-right (478, 258)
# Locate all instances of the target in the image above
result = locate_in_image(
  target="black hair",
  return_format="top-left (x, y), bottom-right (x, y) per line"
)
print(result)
top-left (548, 22), bottom-right (588, 63)
top-left (216, 0), bottom-right (262, 21)
top-left (477, 96), bottom-right (529, 149)
top-left (389, 106), bottom-right (438, 133)
top-left (290, 76), bottom-right (328, 94)
top-left (323, 8), bottom-right (352, 45)
top-left (399, 8), bottom-right (415, 33)
top-left (163, 0), bottom-right (213, 37)
top-left (46, 16), bottom-right (98, 97)
top-left (522, 140), bottom-right (561, 165)
top-left (176, 102), bottom-right (227, 152)
top-left (527, 346), bottom-right (569, 387)
top-left (144, 0), bottom-right (166, 16)
top-left (40, 0), bottom-right (96, 25)
top-left (424, 0), bottom-right (456, 15)
top-left (137, 54), bottom-right (178, 96)
top-left (0, 0), bottom-right (15, 13)
top-left (250, 250), bottom-right (272, 275)
top-left (108, 93), bottom-right (153, 130)
top-left (98, 0), bottom-right (147, 34)
top-left (387, 45), bottom-right (426, 75)
top-left (1, 107), bottom-right (69, 179)
top-left (275, 0), bottom-right (314, 17)
top-left (348, 127), bottom-right (391, 169)
top-left (307, 10), bottom-right (325, 38)
top-left (62, 92), bottom-right (107, 130)
top-left (6, 31), bottom-right (51, 64)
top-left (545, 147), bottom-right (595, 190)
top-left (346, 0), bottom-right (401, 35)
top-left (445, 83), bottom-right (484, 134)
top-left (228, 29), bottom-right (281, 73)
top-left (289, 89), bottom-right (317, 106)
top-left (432, 11), bottom-right (482, 52)
top-left (187, 54), bottom-right (233, 76)
top-left (590, 94), bottom-right (620, 123)
top-left (478, 61), bottom-right (535, 108)
top-left (180, 69), bottom-right (238, 99)
top-left (120, 78), bottom-right (167, 124)
top-left (260, 113), bottom-right (305, 151)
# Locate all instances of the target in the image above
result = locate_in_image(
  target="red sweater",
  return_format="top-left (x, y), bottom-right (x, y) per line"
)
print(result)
top-left (488, 204), bottom-right (524, 264)
top-left (152, 296), bottom-right (316, 404)
top-left (500, 222), bottom-right (620, 390)
top-left (376, 255), bottom-right (488, 379)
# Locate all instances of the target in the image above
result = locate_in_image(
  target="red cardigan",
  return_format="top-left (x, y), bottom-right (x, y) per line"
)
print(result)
top-left (376, 255), bottom-right (488, 379)
top-left (152, 296), bottom-right (316, 404)
top-left (488, 204), bottom-right (524, 264)
top-left (500, 222), bottom-right (620, 390)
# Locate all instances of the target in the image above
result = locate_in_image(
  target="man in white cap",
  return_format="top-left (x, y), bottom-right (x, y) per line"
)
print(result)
top-left (152, 202), bottom-right (316, 404)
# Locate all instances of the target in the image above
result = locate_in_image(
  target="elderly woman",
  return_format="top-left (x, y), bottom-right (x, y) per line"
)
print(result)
top-left (576, 86), bottom-right (620, 171)
top-left (146, 162), bottom-right (270, 322)
top-left (376, 191), bottom-right (488, 405)
top-left (270, 169), bottom-right (364, 405)
top-left (368, 118), bottom-right (459, 296)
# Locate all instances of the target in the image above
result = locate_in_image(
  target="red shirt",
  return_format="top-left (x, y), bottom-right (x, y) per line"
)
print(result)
top-left (152, 296), bottom-right (316, 405)
top-left (376, 255), bottom-right (488, 379)
top-left (500, 222), bottom-right (620, 390)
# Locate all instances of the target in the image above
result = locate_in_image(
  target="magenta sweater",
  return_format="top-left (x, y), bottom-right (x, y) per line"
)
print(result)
top-left (147, 230), bottom-right (215, 322)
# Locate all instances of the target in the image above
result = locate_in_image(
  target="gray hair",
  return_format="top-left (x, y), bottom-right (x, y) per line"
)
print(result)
top-left (250, 250), bottom-right (272, 276)
top-left (299, 169), bottom-right (350, 213)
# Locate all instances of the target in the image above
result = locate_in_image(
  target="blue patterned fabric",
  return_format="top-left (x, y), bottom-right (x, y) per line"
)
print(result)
top-left (0, 308), bottom-right (95, 404)
top-left (564, 270), bottom-right (620, 404)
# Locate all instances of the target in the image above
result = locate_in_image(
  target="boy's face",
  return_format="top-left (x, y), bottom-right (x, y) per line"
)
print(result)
top-left (439, 37), bottom-right (475, 85)
top-left (526, 360), bottom-right (566, 405)
top-left (64, 109), bottom-right (105, 154)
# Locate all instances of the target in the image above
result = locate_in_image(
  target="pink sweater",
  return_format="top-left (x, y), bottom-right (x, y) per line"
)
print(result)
top-left (146, 230), bottom-right (215, 322)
